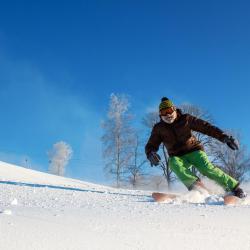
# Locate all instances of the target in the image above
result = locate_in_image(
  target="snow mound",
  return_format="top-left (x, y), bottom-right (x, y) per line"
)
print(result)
top-left (0, 160), bottom-right (107, 189)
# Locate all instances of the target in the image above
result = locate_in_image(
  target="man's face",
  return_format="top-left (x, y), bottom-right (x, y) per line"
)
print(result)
top-left (160, 107), bottom-right (177, 124)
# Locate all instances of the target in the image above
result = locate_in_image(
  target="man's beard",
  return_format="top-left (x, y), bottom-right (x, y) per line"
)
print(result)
top-left (161, 112), bottom-right (177, 124)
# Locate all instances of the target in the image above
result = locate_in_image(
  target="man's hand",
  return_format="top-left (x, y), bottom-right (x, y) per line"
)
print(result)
top-left (147, 152), bottom-right (161, 166)
top-left (224, 135), bottom-right (239, 150)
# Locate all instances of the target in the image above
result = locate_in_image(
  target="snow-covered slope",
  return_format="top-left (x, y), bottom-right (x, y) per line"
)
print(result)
top-left (0, 161), bottom-right (250, 250)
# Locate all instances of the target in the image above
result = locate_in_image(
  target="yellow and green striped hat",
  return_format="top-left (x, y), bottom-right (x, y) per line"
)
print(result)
top-left (159, 97), bottom-right (174, 111)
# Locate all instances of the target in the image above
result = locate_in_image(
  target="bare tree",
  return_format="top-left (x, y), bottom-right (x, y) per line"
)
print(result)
top-left (210, 133), bottom-right (250, 182)
top-left (101, 93), bottom-right (134, 187)
top-left (179, 103), bottom-right (216, 175)
top-left (160, 144), bottom-right (176, 189)
top-left (48, 141), bottom-right (73, 176)
top-left (127, 132), bottom-right (148, 189)
top-left (179, 105), bottom-right (250, 182)
top-left (142, 111), bottom-right (175, 189)
top-left (179, 103), bottom-right (215, 151)
top-left (149, 175), bottom-right (166, 191)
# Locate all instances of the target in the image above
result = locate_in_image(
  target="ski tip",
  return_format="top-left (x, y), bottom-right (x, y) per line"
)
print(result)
top-left (224, 195), bottom-right (241, 205)
top-left (152, 192), bottom-right (177, 203)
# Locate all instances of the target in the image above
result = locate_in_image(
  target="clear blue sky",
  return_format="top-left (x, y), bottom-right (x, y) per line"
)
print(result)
top-left (0, 0), bottom-right (249, 183)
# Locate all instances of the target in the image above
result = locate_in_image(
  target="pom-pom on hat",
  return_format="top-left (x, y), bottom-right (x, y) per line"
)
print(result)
top-left (159, 97), bottom-right (174, 111)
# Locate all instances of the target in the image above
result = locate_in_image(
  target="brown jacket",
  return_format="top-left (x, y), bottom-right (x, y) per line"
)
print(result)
top-left (145, 109), bottom-right (227, 157)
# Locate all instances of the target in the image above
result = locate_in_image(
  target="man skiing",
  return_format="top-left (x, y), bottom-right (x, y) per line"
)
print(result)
top-left (145, 97), bottom-right (246, 198)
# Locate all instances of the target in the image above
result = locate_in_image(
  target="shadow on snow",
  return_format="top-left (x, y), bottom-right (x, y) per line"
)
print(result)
top-left (0, 180), bottom-right (151, 199)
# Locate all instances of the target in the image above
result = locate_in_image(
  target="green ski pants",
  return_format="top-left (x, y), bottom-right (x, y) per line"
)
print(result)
top-left (169, 150), bottom-right (238, 191)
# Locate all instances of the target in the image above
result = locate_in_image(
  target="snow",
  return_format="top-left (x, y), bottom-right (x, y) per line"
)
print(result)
top-left (0, 160), bottom-right (250, 250)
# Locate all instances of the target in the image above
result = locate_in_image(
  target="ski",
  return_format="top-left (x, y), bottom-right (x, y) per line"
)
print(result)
top-left (152, 192), bottom-right (179, 203)
top-left (223, 195), bottom-right (242, 205)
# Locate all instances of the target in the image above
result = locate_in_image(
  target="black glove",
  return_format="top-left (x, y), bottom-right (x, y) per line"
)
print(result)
top-left (224, 135), bottom-right (239, 150)
top-left (147, 152), bottom-right (161, 167)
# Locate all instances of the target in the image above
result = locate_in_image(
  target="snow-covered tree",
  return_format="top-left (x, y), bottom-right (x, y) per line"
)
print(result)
top-left (48, 141), bottom-right (73, 176)
top-left (101, 93), bottom-right (135, 187)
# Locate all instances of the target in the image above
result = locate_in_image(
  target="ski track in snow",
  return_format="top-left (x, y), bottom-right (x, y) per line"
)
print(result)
top-left (0, 161), bottom-right (250, 250)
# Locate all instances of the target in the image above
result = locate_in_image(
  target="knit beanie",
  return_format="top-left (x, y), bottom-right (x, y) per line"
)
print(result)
top-left (159, 97), bottom-right (174, 111)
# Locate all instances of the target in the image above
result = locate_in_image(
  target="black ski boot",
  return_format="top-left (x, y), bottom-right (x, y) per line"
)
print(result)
top-left (233, 186), bottom-right (247, 198)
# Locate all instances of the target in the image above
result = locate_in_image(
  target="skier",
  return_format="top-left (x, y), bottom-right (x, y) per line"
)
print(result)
top-left (145, 97), bottom-right (246, 198)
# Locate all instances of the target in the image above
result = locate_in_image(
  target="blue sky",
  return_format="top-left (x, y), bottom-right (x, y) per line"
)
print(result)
top-left (0, 0), bottom-right (249, 183)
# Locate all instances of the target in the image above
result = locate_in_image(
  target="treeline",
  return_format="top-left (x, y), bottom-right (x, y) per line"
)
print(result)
top-left (101, 93), bottom-right (250, 190)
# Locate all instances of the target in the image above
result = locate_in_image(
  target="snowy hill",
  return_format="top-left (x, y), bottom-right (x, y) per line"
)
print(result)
top-left (0, 161), bottom-right (250, 250)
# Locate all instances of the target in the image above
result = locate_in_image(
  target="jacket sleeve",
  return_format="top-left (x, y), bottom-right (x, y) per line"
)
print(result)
top-left (145, 125), bottom-right (162, 157)
top-left (188, 114), bottom-right (227, 142)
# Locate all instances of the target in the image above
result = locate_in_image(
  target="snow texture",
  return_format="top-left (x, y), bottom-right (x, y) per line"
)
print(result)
top-left (0, 160), bottom-right (250, 250)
